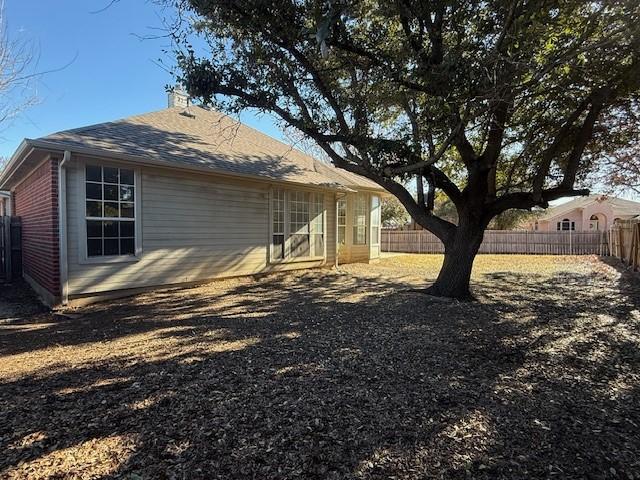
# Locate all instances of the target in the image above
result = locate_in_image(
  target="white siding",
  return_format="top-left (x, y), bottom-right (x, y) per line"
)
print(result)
top-left (66, 157), bottom-right (336, 297)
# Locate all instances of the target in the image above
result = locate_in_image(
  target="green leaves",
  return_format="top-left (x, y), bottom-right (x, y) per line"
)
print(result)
top-left (169, 0), bottom-right (640, 229)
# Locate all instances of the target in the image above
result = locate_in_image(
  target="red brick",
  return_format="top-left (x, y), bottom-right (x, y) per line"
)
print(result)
top-left (14, 158), bottom-right (60, 297)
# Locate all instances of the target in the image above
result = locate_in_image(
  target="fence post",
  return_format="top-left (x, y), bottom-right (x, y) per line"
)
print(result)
top-left (569, 228), bottom-right (572, 255)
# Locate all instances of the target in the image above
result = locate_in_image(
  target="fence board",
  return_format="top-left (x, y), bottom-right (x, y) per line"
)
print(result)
top-left (609, 220), bottom-right (640, 269)
top-left (0, 217), bottom-right (4, 279)
top-left (382, 229), bottom-right (609, 255)
top-left (1, 216), bottom-right (10, 280)
top-left (9, 217), bottom-right (21, 279)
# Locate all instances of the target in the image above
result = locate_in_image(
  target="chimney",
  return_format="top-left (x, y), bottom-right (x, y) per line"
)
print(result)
top-left (168, 86), bottom-right (190, 108)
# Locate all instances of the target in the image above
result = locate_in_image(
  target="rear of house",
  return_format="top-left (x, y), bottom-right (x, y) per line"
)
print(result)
top-left (0, 95), bottom-right (385, 306)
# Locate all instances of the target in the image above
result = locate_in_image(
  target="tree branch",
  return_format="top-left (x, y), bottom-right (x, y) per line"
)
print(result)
top-left (488, 187), bottom-right (590, 216)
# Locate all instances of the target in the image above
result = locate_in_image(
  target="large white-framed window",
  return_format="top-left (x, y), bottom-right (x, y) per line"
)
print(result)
top-left (353, 194), bottom-right (367, 245)
top-left (556, 218), bottom-right (575, 231)
top-left (371, 195), bottom-right (380, 246)
top-left (270, 188), bottom-right (325, 262)
top-left (310, 193), bottom-right (324, 257)
top-left (289, 191), bottom-right (311, 258)
top-left (80, 162), bottom-right (142, 264)
top-left (337, 199), bottom-right (347, 245)
top-left (271, 188), bottom-right (285, 260)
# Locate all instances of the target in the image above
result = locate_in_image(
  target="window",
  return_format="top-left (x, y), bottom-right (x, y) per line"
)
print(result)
top-left (337, 199), bottom-right (347, 245)
top-left (556, 218), bottom-right (575, 231)
top-left (353, 194), bottom-right (367, 245)
top-left (271, 188), bottom-right (324, 261)
top-left (85, 164), bottom-right (136, 257)
top-left (310, 193), bottom-right (324, 257)
top-left (289, 191), bottom-right (310, 258)
top-left (371, 196), bottom-right (380, 246)
top-left (271, 189), bottom-right (285, 260)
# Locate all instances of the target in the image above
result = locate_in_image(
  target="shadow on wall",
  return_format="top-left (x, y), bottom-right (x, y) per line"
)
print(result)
top-left (62, 120), bottom-right (344, 296)
top-left (0, 263), bottom-right (639, 479)
top-left (68, 245), bottom-right (273, 296)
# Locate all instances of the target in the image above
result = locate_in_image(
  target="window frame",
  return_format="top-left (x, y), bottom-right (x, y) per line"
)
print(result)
top-left (78, 159), bottom-right (142, 265)
top-left (337, 198), bottom-right (347, 245)
top-left (371, 195), bottom-right (381, 246)
top-left (556, 218), bottom-right (575, 231)
top-left (353, 193), bottom-right (368, 245)
top-left (270, 187), bottom-right (286, 261)
top-left (268, 187), bottom-right (326, 264)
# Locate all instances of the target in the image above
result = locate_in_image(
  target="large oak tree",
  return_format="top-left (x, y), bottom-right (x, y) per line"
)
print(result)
top-left (171, 0), bottom-right (640, 298)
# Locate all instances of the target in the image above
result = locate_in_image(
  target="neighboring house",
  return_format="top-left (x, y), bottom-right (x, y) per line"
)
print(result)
top-left (0, 92), bottom-right (386, 307)
top-left (524, 194), bottom-right (640, 232)
top-left (0, 191), bottom-right (9, 216)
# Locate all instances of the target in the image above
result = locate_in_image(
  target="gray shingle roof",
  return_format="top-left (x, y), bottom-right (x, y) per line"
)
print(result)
top-left (39, 106), bottom-right (383, 191)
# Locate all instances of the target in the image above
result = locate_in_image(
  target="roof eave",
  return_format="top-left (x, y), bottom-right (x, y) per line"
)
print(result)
top-left (27, 139), bottom-right (357, 193)
top-left (0, 139), bottom-right (35, 190)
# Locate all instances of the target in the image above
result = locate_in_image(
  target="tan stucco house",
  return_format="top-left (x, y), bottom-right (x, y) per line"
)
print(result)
top-left (0, 93), bottom-right (386, 306)
top-left (525, 195), bottom-right (640, 232)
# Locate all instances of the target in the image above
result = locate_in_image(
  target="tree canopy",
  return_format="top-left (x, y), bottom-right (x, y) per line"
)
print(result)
top-left (381, 196), bottom-right (409, 228)
top-left (171, 0), bottom-right (640, 297)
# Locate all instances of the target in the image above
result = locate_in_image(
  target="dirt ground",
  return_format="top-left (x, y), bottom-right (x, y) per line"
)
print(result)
top-left (1, 255), bottom-right (639, 479)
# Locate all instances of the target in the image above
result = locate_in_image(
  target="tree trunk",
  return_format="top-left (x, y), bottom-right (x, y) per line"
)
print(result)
top-left (426, 222), bottom-right (485, 299)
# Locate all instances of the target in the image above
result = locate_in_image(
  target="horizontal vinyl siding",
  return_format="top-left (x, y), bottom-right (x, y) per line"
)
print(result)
top-left (349, 245), bottom-right (370, 262)
top-left (66, 159), bottom-right (336, 296)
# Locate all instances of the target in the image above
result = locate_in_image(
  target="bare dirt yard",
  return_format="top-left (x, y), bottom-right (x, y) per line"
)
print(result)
top-left (1, 255), bottom-right (639, 479)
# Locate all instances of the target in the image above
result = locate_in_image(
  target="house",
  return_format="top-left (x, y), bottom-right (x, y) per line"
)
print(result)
top-left (0, 191), bottom-right (10, 217)
top-left (524, 194), bottom-right (640, 232)
top-left (0, 91), bottom-right (386, 307)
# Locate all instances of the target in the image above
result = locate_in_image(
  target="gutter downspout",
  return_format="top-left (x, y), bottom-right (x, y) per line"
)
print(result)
top-left (58, 151), bottom-right (71, 306)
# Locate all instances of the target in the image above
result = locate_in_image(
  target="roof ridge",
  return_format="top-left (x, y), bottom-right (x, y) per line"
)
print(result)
top-left (39, 106), bottom-right (180, 139)
top-left (30, 104), bottom-right (382, 191)
top-left (537, 194), bottom-right (640, 221)
top-left (537, 196), bottom-right (594, 220)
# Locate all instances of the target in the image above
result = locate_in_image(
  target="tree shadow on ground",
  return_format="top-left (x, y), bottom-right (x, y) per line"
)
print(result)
top-left (1, 261), bottom-right (639, 479)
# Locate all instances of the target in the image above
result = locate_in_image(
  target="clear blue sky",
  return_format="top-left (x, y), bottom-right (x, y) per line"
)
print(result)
top-left (0, 0), bottom-right (283, 159)
top-left (0, 1), bottom-right (626, 201)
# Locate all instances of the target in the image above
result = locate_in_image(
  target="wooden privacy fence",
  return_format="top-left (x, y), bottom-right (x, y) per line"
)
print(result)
top-left (0, 216), bottom-right (21, 281)
top-left (609, 220), bottom-right (640, 269)
top-left (382, 229), bottom-right (609, 255)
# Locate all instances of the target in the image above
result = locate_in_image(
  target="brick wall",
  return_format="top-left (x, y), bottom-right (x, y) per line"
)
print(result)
top-left (13, 158), bottom-right (60, 298)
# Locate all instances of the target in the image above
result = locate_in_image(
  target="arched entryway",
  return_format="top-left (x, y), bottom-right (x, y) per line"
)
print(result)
top-left (588, 213), bottom-right (607, 231)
